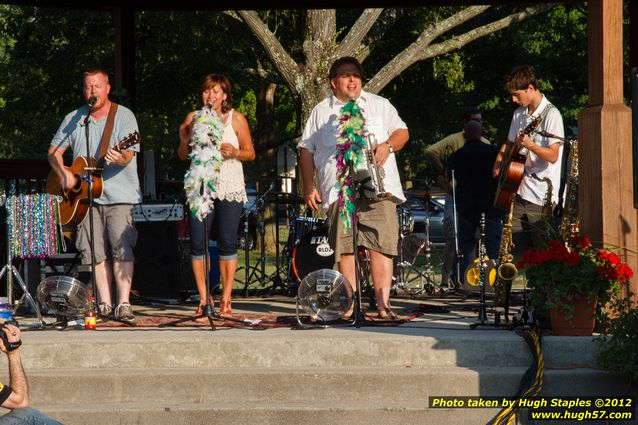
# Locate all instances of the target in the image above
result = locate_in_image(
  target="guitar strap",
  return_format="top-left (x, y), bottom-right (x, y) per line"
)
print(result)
top-left (97, 102), bottom-right (119, 159)
top-left (533, 103), bottom-right (553, 130)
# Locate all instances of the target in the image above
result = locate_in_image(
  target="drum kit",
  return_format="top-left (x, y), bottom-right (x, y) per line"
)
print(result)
top-left (238, 191), bottom-right (443, 300)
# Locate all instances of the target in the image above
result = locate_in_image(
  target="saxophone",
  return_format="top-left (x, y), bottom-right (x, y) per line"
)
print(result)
top-left (531, 172), bottom-right (554, 237)
top-left (560, 139), bottom-right (579, 248)
top-left (496, 201), bottom-right (517, 308)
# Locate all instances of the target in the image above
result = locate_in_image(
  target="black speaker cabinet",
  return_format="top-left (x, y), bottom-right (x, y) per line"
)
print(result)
top-left (134, 222), bottom-right (180, 299)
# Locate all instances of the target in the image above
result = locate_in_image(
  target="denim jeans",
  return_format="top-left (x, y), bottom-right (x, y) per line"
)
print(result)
top-left (189, 199), bottom-right (243, 260)
top-left (0, 407), bottom-right (62, 424)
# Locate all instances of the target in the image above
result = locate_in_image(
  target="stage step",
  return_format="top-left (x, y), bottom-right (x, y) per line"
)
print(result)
top-left (7, 327), bottom-right (629, 425)
top-left (18, 327), bottom-right (601, 369)
top-left (15, 367), bottom-right (621, 405)
top-left (35, 401), bottom-right (499, 425)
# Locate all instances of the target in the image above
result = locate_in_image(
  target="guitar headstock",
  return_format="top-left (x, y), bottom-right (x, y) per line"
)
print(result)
top-left (115, 131), bottom-right (141, 151)
top-left (523, 116), bottom-right (541, 136)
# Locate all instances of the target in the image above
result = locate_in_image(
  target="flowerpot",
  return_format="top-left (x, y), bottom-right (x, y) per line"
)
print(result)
top-left (549, 295), bottom-right (597, 336)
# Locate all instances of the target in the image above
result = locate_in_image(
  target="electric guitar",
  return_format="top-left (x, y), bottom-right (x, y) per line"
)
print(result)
top-left (46, 131), bottom-right (140, 225)
top-left (493, 118), bottom-right (540, 210)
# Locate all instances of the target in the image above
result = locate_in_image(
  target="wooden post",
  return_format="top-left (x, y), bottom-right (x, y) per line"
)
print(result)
top-left (578, 0), bottom-right (636, 296)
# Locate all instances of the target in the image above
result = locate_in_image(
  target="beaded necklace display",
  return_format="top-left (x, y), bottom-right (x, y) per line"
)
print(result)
top-left (183, 106), bottom-right (224, 220)
top-left (335, 100), bottom-right (368, 230)
top-left (6, 194), bottom-right (60, 259)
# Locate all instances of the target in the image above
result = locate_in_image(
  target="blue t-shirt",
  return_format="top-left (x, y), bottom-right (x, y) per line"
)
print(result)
top-left (50, 103), bottom-right (142, 205)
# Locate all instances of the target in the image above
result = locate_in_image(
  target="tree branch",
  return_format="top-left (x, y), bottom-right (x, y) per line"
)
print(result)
top-left (365, 4), bottom-right (557, 94)
top-left (334, 8), bottom-right (383, 61)
top-left (419, 5), bottom-right (490, 48)
top-left (236, 10), bottom-right (301, 94)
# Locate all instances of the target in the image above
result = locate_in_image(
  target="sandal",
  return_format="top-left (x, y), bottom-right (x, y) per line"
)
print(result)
top-left (376, 306), bottom-right (398, 320)
top-left (219, 298), bottom-right (232, 316)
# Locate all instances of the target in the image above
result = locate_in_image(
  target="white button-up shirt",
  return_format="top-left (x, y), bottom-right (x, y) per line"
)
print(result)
top-left (299, 90), bottom-right (408, 211)
top-left (507, 95), bottom-right (564, 206)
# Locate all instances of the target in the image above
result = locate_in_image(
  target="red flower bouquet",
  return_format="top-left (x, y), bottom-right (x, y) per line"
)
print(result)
top-left (517, 235), bottom-right (632, 320)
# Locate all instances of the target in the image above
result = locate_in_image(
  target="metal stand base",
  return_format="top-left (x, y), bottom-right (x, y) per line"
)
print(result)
top-left (0, 264), bottom-right (46, 328)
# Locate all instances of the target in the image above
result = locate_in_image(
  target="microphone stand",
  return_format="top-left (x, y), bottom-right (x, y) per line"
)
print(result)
top-left (348, 162), bottom-right (366, 328)
top-left (83, 103), bottom-right (99, 316)
top-left (450, 169), bottom-right (463, 290)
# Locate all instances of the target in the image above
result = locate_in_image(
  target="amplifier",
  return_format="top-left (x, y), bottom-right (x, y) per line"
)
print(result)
top-left (133, 203), bottom-right (184, 222)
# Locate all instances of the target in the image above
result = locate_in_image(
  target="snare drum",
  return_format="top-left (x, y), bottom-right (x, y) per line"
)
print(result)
top-left (397, 206), bottom-right (414, 236)
top-left (290, 216), bottom-right (324, 246)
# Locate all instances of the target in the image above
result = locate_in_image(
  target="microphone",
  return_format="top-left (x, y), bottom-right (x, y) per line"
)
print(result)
top-left (87, 96), bottom-right (98, 109)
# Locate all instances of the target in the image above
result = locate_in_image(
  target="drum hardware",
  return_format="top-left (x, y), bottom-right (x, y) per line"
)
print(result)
top-left (392, 214), bottom-right (439, 297)
top-left (234, 185), bottom-right (274, 296)
top-left (241, 207), bottom-right (317, 297)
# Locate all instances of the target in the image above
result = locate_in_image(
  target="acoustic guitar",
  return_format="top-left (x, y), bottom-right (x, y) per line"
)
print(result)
top-left (493, 118), bottom-right (540, 210)
top-left (46, 131), bottom-right (140, 225)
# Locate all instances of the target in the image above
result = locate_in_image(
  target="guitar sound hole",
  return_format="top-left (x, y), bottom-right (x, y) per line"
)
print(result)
top-left (72, 175), bottom-right (83, 191)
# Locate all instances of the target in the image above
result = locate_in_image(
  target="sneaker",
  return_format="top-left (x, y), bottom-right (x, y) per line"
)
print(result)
top-left (98, 303), bottom-right (112, 320)
top-left (115, 302), bottom-right (136, 324)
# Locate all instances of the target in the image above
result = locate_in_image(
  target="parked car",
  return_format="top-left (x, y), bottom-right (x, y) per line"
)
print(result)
top-left (402, 192), bottom-right (446, 245)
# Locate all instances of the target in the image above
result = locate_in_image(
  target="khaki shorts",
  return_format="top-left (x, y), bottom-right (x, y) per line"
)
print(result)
top-left (327, 198), bottom-right (399, 260)
top-left (76, 204), bottom-right (138, 264)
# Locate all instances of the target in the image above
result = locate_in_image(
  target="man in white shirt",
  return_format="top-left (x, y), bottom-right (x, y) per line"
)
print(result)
top-left (298, 57), bottom-right (409, 319)
top-left (492, 65), bottom-right (564, 253)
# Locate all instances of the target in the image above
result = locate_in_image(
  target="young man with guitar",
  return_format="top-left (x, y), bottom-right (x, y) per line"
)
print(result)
top-left (47, 68), bottom-right (142, 324)
top-left (492, 65), bottom-right (564, 254)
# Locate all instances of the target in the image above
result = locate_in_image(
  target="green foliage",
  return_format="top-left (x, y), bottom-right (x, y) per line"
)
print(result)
top-left (432, 53), bottom-right (474, 93)
top-left (0, 3), bottom-right (623, 196)
top-left (596, 295), bottom-right (638, 384)
top-left (0, 6), bottom-right (113, 159)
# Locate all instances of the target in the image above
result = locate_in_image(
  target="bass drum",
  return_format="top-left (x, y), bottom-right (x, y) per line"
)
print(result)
top-left (291, 226), bottom-right (335, 283)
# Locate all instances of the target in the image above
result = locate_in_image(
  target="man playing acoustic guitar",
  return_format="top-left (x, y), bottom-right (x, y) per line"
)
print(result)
top-left (48, 68), bottom-right (141, 324)
top-left (492, 65), bottom-right (564, 255)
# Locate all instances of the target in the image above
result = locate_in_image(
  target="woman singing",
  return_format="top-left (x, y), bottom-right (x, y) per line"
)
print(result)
top-left (178, 73), bottom-right (255, 317)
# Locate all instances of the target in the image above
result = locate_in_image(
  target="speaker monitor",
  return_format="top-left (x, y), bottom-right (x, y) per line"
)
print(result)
top-left (134, 222), bottom-right (180, 299)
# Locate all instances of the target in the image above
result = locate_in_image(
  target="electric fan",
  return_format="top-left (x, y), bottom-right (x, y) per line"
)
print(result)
top-left (37, 275), bottom-right (89, 317)
top-left (297, 269), bottom-right (353, 322)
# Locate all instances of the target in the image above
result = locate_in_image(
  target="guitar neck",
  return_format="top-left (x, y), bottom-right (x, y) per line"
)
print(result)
top-left (94, 142), bottom-right (128, 172)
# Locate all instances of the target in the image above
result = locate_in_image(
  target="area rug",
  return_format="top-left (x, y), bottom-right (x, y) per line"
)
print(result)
top-left (96, 310), bottom-right (422, 329)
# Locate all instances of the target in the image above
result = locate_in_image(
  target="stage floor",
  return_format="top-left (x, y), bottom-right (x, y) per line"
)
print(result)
top-left (16, 290), bottom-right (526, 331)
